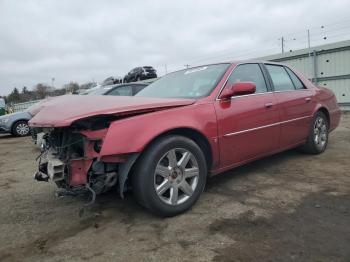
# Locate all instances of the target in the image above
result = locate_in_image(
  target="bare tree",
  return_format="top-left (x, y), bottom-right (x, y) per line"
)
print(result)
top-left (63, 82), bottom-right (80, 94)
top-left (80, 81), bottom-right (97, 90)
top-left (34, 83), bottom-right (52, 99)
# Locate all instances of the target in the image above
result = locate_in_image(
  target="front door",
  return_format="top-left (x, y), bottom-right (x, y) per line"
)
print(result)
top-left (215, 63), bottom-right (280, 168)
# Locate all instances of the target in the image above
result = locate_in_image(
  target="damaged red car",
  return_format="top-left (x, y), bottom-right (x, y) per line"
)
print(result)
top-left (30, 61), bottom-right (341, 217)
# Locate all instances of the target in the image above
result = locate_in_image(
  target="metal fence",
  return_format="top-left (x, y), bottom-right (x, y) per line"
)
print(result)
top-left (11, 100), bottom-right (42, 113)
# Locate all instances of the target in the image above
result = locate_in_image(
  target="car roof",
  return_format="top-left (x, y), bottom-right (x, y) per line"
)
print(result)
top-left (228, 60), bottom-right (286, 66)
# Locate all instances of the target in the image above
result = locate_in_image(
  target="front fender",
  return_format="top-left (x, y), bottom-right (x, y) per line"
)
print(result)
top-left (99, 103), bottom-right (219, 163)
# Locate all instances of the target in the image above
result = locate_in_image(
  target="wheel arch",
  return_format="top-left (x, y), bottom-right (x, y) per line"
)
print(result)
top-left (316, 106), bottom-right (330, 126)
top-left (11, 118), bottom-right (29, 131)
top-left (139, 127), bottom-right (213, 171)
top-left (124, 127), bottom-right (213, 196)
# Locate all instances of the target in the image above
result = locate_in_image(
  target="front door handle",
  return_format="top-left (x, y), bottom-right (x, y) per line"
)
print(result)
top-left (265, 102), bottom-right (274, 108)
top-left (305, 97), bottom-right (311, 102)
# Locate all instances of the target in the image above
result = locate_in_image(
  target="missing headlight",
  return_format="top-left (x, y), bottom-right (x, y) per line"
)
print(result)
top-left (94, 140), bottom-right (103, 153)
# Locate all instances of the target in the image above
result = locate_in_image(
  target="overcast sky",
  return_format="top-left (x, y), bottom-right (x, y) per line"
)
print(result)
top-left (1, 0), bottom-right (350, 96)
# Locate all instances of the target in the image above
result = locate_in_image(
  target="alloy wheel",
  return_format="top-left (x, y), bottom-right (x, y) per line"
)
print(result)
top-left (313, 116), bottom-right (327, 150)
top-left (154, 148), bottom-right (199, 206)
top-left (16, 123), bottom-right (30, 136)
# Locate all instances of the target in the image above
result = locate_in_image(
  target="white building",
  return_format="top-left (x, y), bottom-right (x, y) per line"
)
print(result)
top-left (260, 40), bottom-right (350, 109)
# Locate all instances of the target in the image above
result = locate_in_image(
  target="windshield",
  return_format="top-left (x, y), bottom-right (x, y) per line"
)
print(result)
top-left (136, 63), bottom-right (229, 98)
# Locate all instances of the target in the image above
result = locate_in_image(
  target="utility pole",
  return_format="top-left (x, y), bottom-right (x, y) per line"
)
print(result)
top-left (281, 36), bottom-right (285, 53)
top-left (184, 64), bottom-right (190, 69)
top-left (51, 77), bottom-right (55, 89)
top-left (164, 64), bottom-right (168, 74)
top-left (307, 29), bottom-right (311, 57)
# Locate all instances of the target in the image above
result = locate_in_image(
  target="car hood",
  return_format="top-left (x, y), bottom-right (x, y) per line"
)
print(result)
top-left (26, 97), bottom-right (55, 116)
top-left (29, 95), bottom-right (195, 127)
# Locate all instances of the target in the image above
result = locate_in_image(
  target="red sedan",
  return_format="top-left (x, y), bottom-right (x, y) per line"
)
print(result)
top-left (30, 61), bottom-right (341, 217)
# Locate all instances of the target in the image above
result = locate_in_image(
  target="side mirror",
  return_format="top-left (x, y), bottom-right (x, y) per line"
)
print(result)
top-left (219, 82), bottom-right (256, 99)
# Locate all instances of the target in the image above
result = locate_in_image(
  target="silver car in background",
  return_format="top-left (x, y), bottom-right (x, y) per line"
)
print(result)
top-left (0, 111), bottom-right (32, 136)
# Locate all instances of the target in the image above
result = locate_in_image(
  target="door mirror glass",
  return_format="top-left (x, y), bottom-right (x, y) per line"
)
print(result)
top-left (219, 82), bottom-right (256, 99)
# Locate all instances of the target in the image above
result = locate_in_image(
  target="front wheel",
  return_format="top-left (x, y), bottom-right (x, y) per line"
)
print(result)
top-left (132, 135), bottom-right (207, 217)
top-left (12, 120), bottom-right (30, 137)
top-left (302, 111), bottom-right (329, 154)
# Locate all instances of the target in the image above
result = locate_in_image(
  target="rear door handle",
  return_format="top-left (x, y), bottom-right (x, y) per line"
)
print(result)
top-left (305, 97), bottom-right (311, 102)
top-left (265, 102), bottom-right (274, 108)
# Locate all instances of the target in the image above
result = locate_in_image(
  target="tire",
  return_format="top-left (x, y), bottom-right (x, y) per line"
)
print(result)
top-left (301, 111), bottom-right (329, 154)
top-left (12, 120), bottom-right (30, 137)
top-left (132, 135), bottom-right (207, 217)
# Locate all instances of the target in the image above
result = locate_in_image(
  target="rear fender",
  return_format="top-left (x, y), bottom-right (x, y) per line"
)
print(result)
top-left (312, 87), bottom-right (341, 131)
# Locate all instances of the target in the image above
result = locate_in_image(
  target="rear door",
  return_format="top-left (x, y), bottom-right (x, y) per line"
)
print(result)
top-left (264, 64), bottom-right (315, 148)
top-left (215, 63), bottom-right (280, 167)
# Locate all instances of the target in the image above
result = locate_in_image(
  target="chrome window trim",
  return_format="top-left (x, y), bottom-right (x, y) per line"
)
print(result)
top-left (216, 63), bottom-right (311, 101)
top-left (229, 91), bottom-right (274, 99)
top-left (216, 88), bottom-right (311, 101)
top-left (223, 115), bottom-right (312, 137)
top-left (273, 89), bottom-right (310, 93)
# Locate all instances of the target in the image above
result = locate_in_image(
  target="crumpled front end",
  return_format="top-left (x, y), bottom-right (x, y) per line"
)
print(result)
top-left (34, 121), bottom-right (137, 201)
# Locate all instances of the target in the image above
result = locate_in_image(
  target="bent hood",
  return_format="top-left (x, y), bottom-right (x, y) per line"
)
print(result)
top-left (29, 95), bottom-right (195, 127)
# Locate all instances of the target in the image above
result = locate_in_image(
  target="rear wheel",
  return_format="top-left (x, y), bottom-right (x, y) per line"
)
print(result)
top-left (12, 120), bottom-right (30, 137)
top-left (132, 135), bottom-right (207, 217)
top-left (302, 111), bottom-right (329, 154)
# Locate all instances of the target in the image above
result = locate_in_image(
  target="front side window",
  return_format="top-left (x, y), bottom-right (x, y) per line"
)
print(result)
top-left (136, 63), bottom-right (229, 99)
top-left (266, 64), bottom-right (295, 91)
top-left (285, 67), bottom-right (305, 89)
top-left (227, 63), bottom-right (267, 93)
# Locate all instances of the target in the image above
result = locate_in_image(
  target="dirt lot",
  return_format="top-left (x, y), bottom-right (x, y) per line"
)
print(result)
top-left (0, 114), bottom-right (349, 262)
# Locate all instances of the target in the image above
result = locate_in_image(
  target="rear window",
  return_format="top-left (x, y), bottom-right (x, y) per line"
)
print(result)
top-left (143, 67), bottom-right (155, 71)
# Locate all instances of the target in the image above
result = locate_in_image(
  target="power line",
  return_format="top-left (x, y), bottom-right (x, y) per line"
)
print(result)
top-left (153, 18), bottom-right (350, 75)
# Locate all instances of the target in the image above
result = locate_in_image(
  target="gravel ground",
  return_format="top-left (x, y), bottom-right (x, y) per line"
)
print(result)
top-left (0, 114), bottom-right (349, 262)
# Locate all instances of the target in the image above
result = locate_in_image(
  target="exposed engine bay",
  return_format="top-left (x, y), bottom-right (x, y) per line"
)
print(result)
top-left (34, 124), bottom-right (137, 206)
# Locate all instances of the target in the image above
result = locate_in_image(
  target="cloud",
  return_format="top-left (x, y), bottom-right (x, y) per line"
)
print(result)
top-left (0, 0), bottom-right (350, 95)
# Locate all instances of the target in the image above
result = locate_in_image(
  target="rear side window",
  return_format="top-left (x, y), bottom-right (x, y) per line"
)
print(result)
top-left (266, 65), bottom-right (295, 91)
top-left (227, 64), bottom-right (267, 93)
top-left (285, 67), bottom-right (305, 89)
